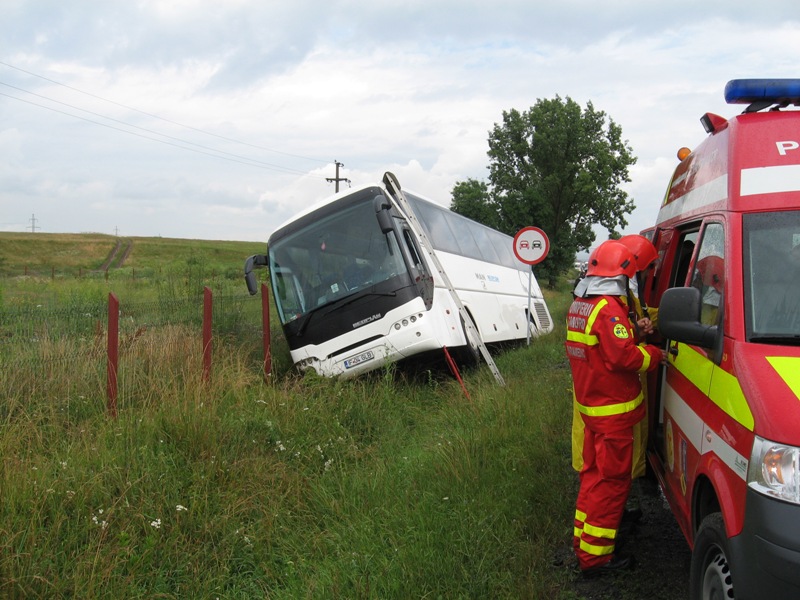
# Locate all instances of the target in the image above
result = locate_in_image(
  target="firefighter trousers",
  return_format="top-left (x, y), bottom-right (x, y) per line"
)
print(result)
top-left (573, 425), bottom-right (634, 570)
top-left (571, 381), bottom-right (648, 479)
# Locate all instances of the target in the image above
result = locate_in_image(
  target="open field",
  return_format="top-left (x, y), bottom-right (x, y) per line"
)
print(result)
top-left (0, 232), bottom-right (265, 276)
top-left (0, 234), bottom-right (688, 599)
top-left (0, 232), bottom-right (268, 307)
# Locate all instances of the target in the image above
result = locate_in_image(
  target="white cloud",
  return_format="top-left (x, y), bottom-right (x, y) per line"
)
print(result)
top-left (1, 2), bottom-right (799, 240)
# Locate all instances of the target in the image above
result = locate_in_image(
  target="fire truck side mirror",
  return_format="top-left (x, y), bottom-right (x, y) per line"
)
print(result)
top-left (658, 287), bottom-right (719, 349)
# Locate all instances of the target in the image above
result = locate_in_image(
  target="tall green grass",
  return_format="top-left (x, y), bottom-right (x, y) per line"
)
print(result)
top-left (1, 279), bottom-right (578, 599)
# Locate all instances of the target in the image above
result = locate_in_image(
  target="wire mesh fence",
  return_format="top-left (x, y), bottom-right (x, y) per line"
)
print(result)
top-left (0, 292), bottom-right (270, 408)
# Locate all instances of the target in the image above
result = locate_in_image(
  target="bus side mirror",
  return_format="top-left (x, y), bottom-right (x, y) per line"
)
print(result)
top-left (658, 286), bottom-right (719, 349)
top-left (244, 254), bottom-right (268, 296)
top-left (373, 195), bottom-right (394, 234)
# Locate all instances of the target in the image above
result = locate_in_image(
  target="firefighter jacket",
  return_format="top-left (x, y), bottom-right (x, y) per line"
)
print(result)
top-left (566, 294), bottom-right (662, 433)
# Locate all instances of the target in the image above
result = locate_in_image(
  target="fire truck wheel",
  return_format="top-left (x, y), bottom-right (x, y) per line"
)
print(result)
top-left (689, 512), bottom-right (736, 600)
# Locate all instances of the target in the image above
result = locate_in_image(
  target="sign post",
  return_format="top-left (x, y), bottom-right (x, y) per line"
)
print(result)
top-left (513, 227), bottom-right (550, 345)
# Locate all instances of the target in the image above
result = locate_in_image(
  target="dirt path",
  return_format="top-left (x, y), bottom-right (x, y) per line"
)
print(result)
top-left (116, 239), bottom-right (133, 267)
top-left (98, 240), bottom-right (121, 271)
top-left (98, 238), bottom-right (133, 271)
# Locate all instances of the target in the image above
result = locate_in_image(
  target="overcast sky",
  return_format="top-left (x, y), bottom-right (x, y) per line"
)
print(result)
top-left (2, 1), bottom-right (799, 250)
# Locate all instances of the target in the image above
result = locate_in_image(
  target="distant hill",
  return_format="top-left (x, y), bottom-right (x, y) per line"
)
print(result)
top-left (0, 232), bottom-right (266, 277)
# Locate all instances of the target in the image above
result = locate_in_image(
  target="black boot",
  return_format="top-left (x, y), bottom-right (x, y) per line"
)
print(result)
top-left (581, 554), bottom-right (635, 578)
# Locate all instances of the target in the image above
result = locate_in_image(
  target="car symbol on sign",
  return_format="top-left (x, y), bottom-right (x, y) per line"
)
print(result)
top-left (532, 240), bottom-right (542, 249)
top-left (519, 241), bottom-right (529, 249)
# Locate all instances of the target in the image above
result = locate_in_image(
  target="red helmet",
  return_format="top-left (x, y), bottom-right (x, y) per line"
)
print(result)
top-left (696, 255), bottom-right (724, 292)
top-left (586, 240), bottom-right (636, 278)
top-left (618, 235), bottom-right (658, 272)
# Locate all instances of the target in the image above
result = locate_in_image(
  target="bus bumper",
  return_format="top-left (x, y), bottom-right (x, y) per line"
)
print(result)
top-left (729, 488), bottom-right (800, 599)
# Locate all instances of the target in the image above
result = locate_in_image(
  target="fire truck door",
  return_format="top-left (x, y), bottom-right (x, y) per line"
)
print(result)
top-left (661, 223), bottom-right (724, 501)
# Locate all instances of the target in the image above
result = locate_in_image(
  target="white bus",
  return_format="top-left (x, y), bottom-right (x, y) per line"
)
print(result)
top-left (245, 181), bottom-right (553, 378)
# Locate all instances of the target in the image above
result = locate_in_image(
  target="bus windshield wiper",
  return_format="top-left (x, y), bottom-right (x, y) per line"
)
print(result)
top-left (320, 290), bottom-right (397, 314)
top-left (295, 306), bottom-right (324, 337)
top-left (296, 291), bottom-right (397, 337)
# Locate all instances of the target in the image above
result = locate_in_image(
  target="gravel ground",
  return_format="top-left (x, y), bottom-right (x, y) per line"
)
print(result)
top-left (556, 475), bottom-right (692, 600)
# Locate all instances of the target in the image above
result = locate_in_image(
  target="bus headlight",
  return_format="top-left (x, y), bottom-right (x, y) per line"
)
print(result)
top-left (748, 436), bottom-right (800, 504)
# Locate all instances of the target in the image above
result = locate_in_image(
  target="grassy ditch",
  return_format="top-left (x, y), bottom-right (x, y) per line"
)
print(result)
top-left (0, 280), bottom-right (579, 599)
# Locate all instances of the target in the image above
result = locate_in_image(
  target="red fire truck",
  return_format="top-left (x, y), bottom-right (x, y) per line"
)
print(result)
top-left (641, 80), bottom-right (800, 600)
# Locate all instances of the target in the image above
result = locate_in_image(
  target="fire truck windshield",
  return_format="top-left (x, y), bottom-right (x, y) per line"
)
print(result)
top-left (744, 210), bottom-right (800, 342)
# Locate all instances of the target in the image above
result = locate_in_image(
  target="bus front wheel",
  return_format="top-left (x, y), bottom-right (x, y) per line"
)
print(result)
top-left (689, 512), bottom-right (735, 600)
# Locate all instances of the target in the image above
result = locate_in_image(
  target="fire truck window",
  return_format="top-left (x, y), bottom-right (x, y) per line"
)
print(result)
top-left (691, 223), bottom-right (725, 326)
top-left (672, 230), bottom-right (698, 287)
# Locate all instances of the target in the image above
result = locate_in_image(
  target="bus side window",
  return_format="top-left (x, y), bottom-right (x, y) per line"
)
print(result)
top-left (402, 227), bottom-right (434, 309)
top-left (403, 229), bottom-right (426, 272)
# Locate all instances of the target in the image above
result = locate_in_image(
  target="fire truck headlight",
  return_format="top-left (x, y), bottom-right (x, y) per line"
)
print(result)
top-left (748, 436), bottom-right (800, 505)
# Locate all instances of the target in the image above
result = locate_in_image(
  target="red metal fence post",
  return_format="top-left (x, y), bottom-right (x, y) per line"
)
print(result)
top-left (203, 287), bottom-right (212, 383)
top-left (261, 283), bottom-right (272, 380)
top-left (106, 292), bottom-right (119, 418)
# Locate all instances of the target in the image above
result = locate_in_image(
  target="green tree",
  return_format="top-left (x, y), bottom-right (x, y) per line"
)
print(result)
top-left (449, 179), bottom-right (500, 230)
top-left (451, 96), bottom-right (636, 288)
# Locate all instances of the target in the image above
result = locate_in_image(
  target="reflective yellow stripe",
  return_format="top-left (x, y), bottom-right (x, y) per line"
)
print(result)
top-left (767, 357), bottom-right (800, 402)
top-left (709, 365), bottom-right (754, 431)
top-left (574, 509), bottom-right (586, 538)
top-left (580, 539), bottom-right (615, 556)
top-left (567, 330), bottom-right (599, 345)
top-left (572, 508), bottom-right (586, 537)
top-left (672, 343), bottom-right (754, 431)
top-left (576, 391), bottom-right (643, 417)
top-left (584, 522), bottom-right (617, 540)
top-left (566, 300), bottom-right (607, 346)
top-left (637, 345), bottom-right (651, 372)
top-left (586, 299), bottom-right (607, 331)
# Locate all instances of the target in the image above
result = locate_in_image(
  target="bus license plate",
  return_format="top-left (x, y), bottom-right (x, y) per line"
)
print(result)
top-left (344, 350), bottom-right (374, 369)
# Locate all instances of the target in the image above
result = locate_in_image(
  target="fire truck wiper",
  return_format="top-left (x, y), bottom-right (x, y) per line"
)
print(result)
top-left (749, 334), bottom-right (800, 346)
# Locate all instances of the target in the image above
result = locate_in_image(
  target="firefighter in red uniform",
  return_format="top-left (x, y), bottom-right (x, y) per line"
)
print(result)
top-left (566, 240), bottom-right (664, 575)
top-left (571, 235), bottom-right (660, 478)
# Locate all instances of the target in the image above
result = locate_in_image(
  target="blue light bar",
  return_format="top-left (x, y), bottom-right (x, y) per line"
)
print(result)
top-left (724, 79), bottom-right (800, 105)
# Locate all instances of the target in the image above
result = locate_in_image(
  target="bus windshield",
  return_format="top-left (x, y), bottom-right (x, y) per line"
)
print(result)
top-left (268, 199), bottom-right (408, 325)
top-left (744, 210), bottom-right (800, 342)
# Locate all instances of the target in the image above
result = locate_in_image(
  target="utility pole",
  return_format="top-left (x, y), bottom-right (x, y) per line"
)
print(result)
top-left (28, 214), bottom-right (38, 233)
top-left (325, 160), bottom-right (351, 193)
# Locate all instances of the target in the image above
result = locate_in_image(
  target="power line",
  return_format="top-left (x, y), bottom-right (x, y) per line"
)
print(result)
top-left (0, 60), bottom-right (329, 165)
top-left (0, 90), bottom-right (310, 174)
top-left (0, 61), bottom-right (355, 190)
top-left (0, 81), bottom-right (311, 174)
